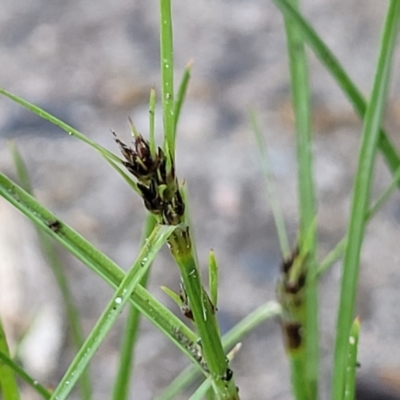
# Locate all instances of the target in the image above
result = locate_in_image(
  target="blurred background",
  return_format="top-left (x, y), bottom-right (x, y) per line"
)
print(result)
top-left (1, 0), bottom-right (400, 399)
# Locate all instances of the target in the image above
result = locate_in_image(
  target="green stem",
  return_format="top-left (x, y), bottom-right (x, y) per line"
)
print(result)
top-left (168, 227), bottom-right (240, 400)
top-left (283, 0), bottom-right (318, 397)
top-left (332, 3), bottom-right (400, 399)
top-left (159, 0), bottom-right (175, 157)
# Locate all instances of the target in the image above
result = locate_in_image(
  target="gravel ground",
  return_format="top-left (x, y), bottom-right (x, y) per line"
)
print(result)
top-left (1, 1), bottom-right (400, 399)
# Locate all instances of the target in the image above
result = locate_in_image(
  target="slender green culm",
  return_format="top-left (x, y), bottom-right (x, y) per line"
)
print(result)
top-left (0, 319), bottom-right (20, 400)
top-left (159, 0), bottom-right (175, 158)
top-left (271, 0), bottom-right (400, 183)
top-left (332, 3), bottom-right (400, 399)
top-left (8, 141), bottom-right (92, 400)
top-left (250, 109), bottom-right (290, 258)
top-left (283, 0), bottom-right (318, 397)
top-left (343, 318), bottom-right (360, 400)
top-left (168, 228), bottom-right (240, 399)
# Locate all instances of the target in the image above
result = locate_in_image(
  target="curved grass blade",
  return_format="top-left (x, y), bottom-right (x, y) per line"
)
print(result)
top-left (0, 173), bottom-right (204, 364)
top-left (9, 141), bottom-right (92, 400)
top-left (0, 88), bottom-right (139, 194)
top-left (332, 3), bottom-right (400, 398)
top-left (155, 302), bottom-right (281, 400)
top-left (50, 224), bottom-right (174, 400)
top-left (0, 319), bottom-right (20, 400)
top-left (271, 0), bottom-right (400, 179)
top-left (0, 351), bottom-right (51, 399)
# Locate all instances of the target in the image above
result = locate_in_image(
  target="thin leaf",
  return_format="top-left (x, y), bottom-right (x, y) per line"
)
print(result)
top-left (0, 87), bottom-right (139, 194)
top-left (0, 351), bottom-right (51, 399)
top-left (0, 319), bottom-right (20, 400)
top-left (332, 3), bottom-right (400, 399)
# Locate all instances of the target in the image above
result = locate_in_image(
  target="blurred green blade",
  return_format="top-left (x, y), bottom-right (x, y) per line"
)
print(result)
top-left (0, 319), bottom-right (20, 400)
top-left (0, 351), bottom-right (51, 399)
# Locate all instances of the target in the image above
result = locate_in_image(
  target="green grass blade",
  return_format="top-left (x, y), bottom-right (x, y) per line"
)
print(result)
top-left (111, 214), bottom-right (157, 400)
top-left (0, 319), bottom-right (20, 400)
top-left (159, 0), bottom-right (175, 157)
top-left (0, 173), bottom-right (206, 362)
top-left (8, 141), bottom-right (92, 400)
top-left (332, 3), bottom-right (400, 399)
top-left (0, 88), bottom-right (139, 194)
top-left (0, 351), bottom-right (51, 399)
top-left (343, 318), bottom-right (360, 400)
top-left (283, 0), bottom-right (318, 397)
top-left (250, 109), bottom-right (290, 258)
top-left (50, 224), bottom-right (174, 400)
top-left (155, 302), bottom-right (281, 400)
top-left (271, 0), bottom-right (400, 179)
top-left (174, 61), bottom-right (193, 135)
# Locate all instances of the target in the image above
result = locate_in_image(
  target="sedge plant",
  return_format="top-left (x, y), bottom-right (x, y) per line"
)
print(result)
top-left (0, 1), bottom-right (400, 400)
